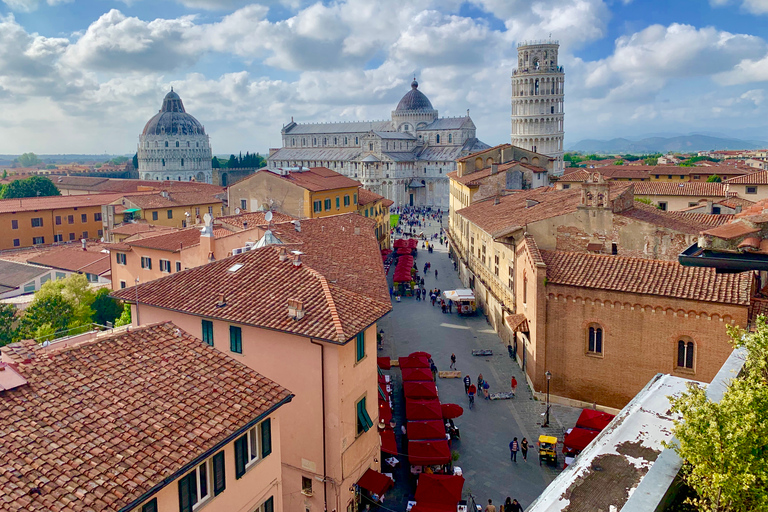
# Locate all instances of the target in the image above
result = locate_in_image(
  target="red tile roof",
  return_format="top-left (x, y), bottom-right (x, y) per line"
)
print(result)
top-left (632, 182), bottom-right (727, 197)
top-left (724, 169), bottom-right (768, 184)
top-left (122, 190), bottom-right (223, 209)
top-left (358, 187), bottom-right (388, 206)
top-left (26, 244), bottom-right (110, 275)
top-left (0, 322), bottom-right (292, 512)
top-left (701, 221), bottom-right (760, 239)
top-left (112, 245), bottom-right (391, 343)
top-left (541, 250), bottom-right (752, 305)
top-left (0, 193), bottom-right (142, 214)
top-left (455, 143), bottom-right (511, 162)
top-left (218, 211), bottom-right (295, 229)
top-left (110, 222), bottom-right (178, 237)
top-left (267, 167), bottom-right (361, 192)
top-left (125, 227), bottom-right (203, 252)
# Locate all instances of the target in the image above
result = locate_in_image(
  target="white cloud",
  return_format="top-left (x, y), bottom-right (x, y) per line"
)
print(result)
top-left (710, 0), bottom-right (768, 14)
top-left (1, 0), bottom-right (71, 12)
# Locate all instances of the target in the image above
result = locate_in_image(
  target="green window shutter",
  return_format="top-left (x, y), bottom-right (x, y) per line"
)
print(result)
top-left (357, 397), bottom-right (373, 433)
top-left (178, 472), bottom-right (195, 512)
top-left (141, 498), bottom-right (157, 512)
top-left (234, 434), bottom-right (247, 479)
top-left (356, 332), bottom-right (365, 362)
top-left (261, 418), bottom-right (272, 457)
top-left (230, 326), bottom-right (242, 354)
top-left (202, 319), bottom-right (213, 346)
top-left (263, 496), bottom-right (274, 512)
top-left (213, 450), bottom-right (226, 496)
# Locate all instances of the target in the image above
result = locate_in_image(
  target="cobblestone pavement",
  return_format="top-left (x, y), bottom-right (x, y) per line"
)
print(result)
top-left (377, 217), bottom-right (582, 511)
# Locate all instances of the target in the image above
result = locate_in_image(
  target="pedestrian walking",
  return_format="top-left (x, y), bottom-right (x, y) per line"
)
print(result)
top-left (521, 438), bottom-right (529, 462)
top-left (415, 288), bottom-right (420, 301)
top-left (430, 360), bottom-right (438, 381)
top-left (441, 300), bottom-right (446, 314)
top-left (477, 373), bottom-right (484, 391)
top-left (504, 498), bottom-right (513, 512)
top-left (510, 499), bottom-right (523, 512)
top-left (463, 375), bottom-right (471, 394)
top-left (431, 293), bottom-right (436, 306)
top-left (484, 499), bottom-right (496, 512)
top-left (450, 353), bottom-right (456, 370)
top-left (511, 376), bottom-right (518, 396)
top-left (509, 437), bottom-right (519, 462)
top-left (448, 300), bottom-right (452, 313)
top-left (435, 269), bottom-right (438, 279)
top-left (482, 380), bottom-right (490, 399)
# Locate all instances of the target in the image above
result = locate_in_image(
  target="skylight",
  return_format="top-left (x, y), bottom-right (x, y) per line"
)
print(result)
top-left (227, 263), bottom-right (244, 273)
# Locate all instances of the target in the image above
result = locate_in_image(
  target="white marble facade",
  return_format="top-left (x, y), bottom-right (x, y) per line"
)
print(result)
top-left (138, 90), bottom-right (213, 183)
top-left (268, 80), bottom-right (489, 208)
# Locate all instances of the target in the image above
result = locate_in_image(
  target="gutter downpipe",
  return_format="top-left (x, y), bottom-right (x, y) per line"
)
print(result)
top-left (311, 339), bottom-right (328, 512)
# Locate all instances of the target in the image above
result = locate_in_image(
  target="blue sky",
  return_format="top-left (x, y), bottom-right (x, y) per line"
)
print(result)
top-left (1, 0), bottom-right (767, 154)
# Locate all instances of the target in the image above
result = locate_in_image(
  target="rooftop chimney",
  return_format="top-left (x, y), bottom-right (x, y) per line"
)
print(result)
top-left (293, 220), bottom-right (301, 232)
top-left (291, 250), bottom-right (303, 267)
top-left (216, 294), bottom-right (226, 307)
top-left (287, 299), bottom-right (305, 321)
top-left (161, 190), bottom-right (169, 198)
top-left (81, 239), bottom-right (87, 251)
top-left (243, 221), bottom-right (248, 230)
top-left (494, 196), bottom-right (501, 205)
top-left (354, 226), bottom-right (361, 235)
top-left (279, 247), bottom-right (289, 262)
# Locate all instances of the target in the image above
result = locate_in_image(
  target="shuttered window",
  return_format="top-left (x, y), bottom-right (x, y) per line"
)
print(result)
top-left (261, 418), bottom-right (272, 457)
top-left (230, 325), bottom-right (242, 354)
top-left (235, 420), bottom-right (272, 479)
top-left (356, 332), bottom-right (365, 362)
top-left (356, 397), bottom-right (373, 435)
top-left (202, 320), bottom-right (214, 346)
top-left (140, 498), bottom-right (157, 512)
top-left (212, 450), bottom-right (226, 496)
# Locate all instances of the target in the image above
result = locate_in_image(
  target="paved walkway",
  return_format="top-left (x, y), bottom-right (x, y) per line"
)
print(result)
top-left (378, 217), bottom-right (581, 510)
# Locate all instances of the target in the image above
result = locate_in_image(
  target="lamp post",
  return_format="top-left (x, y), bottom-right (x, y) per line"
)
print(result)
top-left (543, 370), bottom-right (552, 427)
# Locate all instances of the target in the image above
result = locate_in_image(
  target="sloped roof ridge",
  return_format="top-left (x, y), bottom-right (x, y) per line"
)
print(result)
top-left (304, 266), bottom-right (346, 342)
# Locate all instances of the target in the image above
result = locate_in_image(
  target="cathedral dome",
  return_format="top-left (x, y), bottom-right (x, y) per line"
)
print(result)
top-left (142, 89), bottom-right (206, 136)
top-left (395, 80), bottom-right (434, 112)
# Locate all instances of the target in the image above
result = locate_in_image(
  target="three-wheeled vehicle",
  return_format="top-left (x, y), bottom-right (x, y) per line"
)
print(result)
top-left (538, 435), bottom-right (558, 466)
top-left (442, 289), bottom-right (477, 315)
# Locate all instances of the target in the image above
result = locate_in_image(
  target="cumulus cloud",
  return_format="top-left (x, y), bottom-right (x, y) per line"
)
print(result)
top-left (710, 0), bottom-right (768, 14)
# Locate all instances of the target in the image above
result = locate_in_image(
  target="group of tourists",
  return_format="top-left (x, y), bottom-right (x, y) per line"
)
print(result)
top-left (484, 497), bottom-right (524, 512)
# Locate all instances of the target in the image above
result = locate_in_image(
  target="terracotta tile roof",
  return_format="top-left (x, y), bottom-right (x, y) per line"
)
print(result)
top-left (505, 314), bottom-right (529, 332)
top-left (110, 222), bottom-right (178, 237)
top-left (632, 182), bottom-right (727, 197)
top-left (265, 213), bottom-right (391, 303)
top-left (26, 244), bottom-right (110, 276)
top-left (281, 167), bottom-right (361, 192)
top-left (457, 184), bottom-right (631, 238)
top-left (523, 235), bottom-right (545, 266)
top-left (672, 212), bottom-right (735, 228)
top-left (126, 227), bottom-right (202, 252)
top-left (55, 176), bottom-right (226, 194)
top-left (0, 193), bottom-right (140, 214)
top-left (541, 250), bottom-right (752, 305)
top-left (112, 246), bottom-right (391, 343)
top-left (358, 187), bottom-right (388, 206)
top-left (217, 210), bottom-right (295, 230)
top-left (558, 169), bottom-right (592, 182)
top-left (719, 196), bottom-right (755, 209)
top-left (0, 322), bottom-right (292, 512)
top-left (448, 162), bottom-right (546, 187)
top-left (617, 202), bottom-right (731, 234)
top-left (702, 221), bottom-right (760, 239)
top-left (122, 190), bottom-right (223, 210)
top-left (724, 169), bottom-right (768, 184)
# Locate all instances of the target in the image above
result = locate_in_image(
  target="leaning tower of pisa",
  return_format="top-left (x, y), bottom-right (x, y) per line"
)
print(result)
top-left (511, 40), bottom-right (565, 175)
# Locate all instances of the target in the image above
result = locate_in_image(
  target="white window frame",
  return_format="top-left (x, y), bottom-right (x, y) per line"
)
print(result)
top-left (160, 259), bottom-right (171, 273)
top-left (189, 459), bottom-right (212, 510)
top-left (245, 425), bottom-right (261, 469)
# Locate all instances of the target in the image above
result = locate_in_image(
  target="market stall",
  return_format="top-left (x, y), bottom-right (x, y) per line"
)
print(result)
top-left (403, 380), bottom-right (439, 400)
top-left (405, 399), bottom-right (443, 421)
top-left (410, 474), bottom-right (465, 512)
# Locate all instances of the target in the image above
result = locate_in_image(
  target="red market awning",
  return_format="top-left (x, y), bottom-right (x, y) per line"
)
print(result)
top-left (576, 409), bottom-right (615, 431)
top-left (408, 440), bottom-right (451, 466)
top-left (404, 381), bottom-right (439, 399)
top-left (377, 357), bottom-right (391, 370)
top-left (402, 367), bottom-right (434, 381)
top-left (407, 420), bottom-right (447, 441)
top-left (405, 399), bottom-right (443, 420)
top-left (563, 427), bottom-right (600, 452)
top-left (409, 351), bottom-right (432, 359)
top-left (357, 468), bottom-right (394, 496)
top-left (441, 403), bottom-right (464, 419)
top-left (380, 428), bottom-right (398, 455)
top-left (399, 356), bottom-right (430, 369)
top-left (397, 247), bottom-right (412, 255)
top-left (413, 474), bottom-right (465, 507)
top-left (407, 239), bottom-right (418, 248)
top-left (393, 239), bottom-right (407, 248)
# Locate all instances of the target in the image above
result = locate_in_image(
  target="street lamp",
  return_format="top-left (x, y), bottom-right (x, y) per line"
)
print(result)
top-left (543, 370), bottom-right (552, 427)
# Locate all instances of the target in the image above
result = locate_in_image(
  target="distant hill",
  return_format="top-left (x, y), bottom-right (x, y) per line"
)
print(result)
top-left (568, 135), bottom-right (768, 154)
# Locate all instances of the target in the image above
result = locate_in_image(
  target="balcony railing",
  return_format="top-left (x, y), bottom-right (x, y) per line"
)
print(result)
top-left (512, 66), bottom-right (564, 75)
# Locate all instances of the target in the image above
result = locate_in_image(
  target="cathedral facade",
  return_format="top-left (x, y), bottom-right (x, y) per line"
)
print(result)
top-left (267, 80), bottom-right (489, 208)
top-left (137, 90), bottom-right (213, 183)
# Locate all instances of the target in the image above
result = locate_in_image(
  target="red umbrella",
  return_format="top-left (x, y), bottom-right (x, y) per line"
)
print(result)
top-left (404, 381), bottom-right (439, 399)
top-left (399, 356), bottom-right (430, 368)
top-left (408, 440), bottom-right (451, 466)
top-left (402, 367), bottom-right (434, 382)
top-left (357, 468), bottom-right (394, 496)
top-left (380, 428), bottom-right (397, 455)
top-left (377, 357), bottom-right (391, 370)
top-left (576, 409), bottom-right (615, 431)
top-left (414, 474), bottom-right (465, 506)
top-left (407, 420), bottom-right (447, 440)
top-left (563, 427), bottom-right (600, 453)
top-left (441, 403), bottom-right (463, 419)
top-left (410, 351), bottom-right (432, 359)
top-left (405, 399), bottom-right (443, 420)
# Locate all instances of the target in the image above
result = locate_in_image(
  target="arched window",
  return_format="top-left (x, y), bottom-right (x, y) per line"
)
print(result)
top-left (313, 138), bottom-right (317, 145)
top-left (448, 134), bottom-right (452, 143)
top-left (436, 134), bottom-right (440, 143)
top-left (677, 339), bottom-right (694, 369)
top-left (588, 325), bottom-right (603, 354)
top-left (535, 79), bottom-right (539, 95)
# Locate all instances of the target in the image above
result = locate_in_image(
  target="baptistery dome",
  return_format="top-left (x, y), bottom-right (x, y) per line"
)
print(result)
top-left (137, 89), bottom-right (213, 183)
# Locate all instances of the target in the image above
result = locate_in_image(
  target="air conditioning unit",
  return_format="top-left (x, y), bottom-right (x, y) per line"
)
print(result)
top-left (232, 248), bottom-right (242, 255)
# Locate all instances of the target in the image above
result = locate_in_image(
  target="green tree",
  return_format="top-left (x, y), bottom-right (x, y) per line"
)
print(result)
top-left (211, 157), bottom-right (220, 168)
top-left (17, 295), bottom-right (74, 340)
top-left (91, 287), bottom-right (123, 326)
top-left (108, 156), bottom-right (129, 166)
top-left (666, 319), bottom-right (768, 512)
top-left (114, 303), bottom-right (132, 327)
top-left (132, 152), bottom-right (139, 169)
top-left (0, 303), bottom-right (17, 346)
top-left (0, 176), bottom-right (61, 199)
top-left (2, 169), bottom-right (7, 179)
top-left (32, 274), bottom-right (95, 329)
top-left (614, 159), bottom-right (625, 165)
top-left (644, 157), bottom-right (659, 166)
top-left (17, 152), bottom-right (41, 167)
top-left (707, 174), bottom-right (722, 182)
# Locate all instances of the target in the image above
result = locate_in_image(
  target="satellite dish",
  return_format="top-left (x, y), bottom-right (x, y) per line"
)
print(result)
top-left (265, 211), bottom-right (273, 222)
top-left (235, 207), bottom-right (241, 214)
